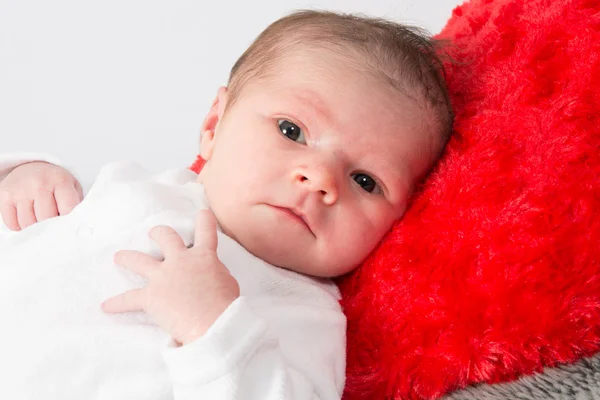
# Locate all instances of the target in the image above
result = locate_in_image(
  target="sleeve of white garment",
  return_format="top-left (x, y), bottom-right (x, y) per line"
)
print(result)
top-left (0, 153), bottom-right (65, 239)
top-left (163, 296), bottom-right (346, 400)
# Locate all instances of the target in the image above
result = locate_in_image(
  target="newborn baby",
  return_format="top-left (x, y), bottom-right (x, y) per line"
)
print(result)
top-left (0, 10), bottom-right (452, 400)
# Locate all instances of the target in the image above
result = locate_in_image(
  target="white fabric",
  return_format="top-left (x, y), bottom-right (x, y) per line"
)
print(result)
top-left (0, 155), bottom-right (346, 400)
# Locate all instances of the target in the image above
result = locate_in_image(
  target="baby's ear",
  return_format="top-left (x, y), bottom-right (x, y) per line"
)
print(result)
top-left (199, 87), bottom-right (228, 160)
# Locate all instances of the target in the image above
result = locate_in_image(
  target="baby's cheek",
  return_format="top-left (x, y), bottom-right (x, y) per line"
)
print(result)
top-left (336, 217), bottom-right (379, 261)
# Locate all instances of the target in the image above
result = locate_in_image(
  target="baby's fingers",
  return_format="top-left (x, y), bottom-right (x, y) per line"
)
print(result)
top-left (54, 184), bottom-right (82, 215)
top-left (193, 210), bottom-right (218, 252)
top-left (16, 201), bottom-right (36, 230)
top-left (102, 289), bottom-right (145, 314)
top-left (0, 203), bottom-right (20, 231)
top-left (149, 226), bottom-right (187, 258)
top-left (114, 250), bottom-right (160, 279)
top-left (33, 191), bottom-right (59, 222)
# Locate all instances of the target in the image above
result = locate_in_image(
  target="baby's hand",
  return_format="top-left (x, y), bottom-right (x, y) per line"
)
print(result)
top-left (103, 210), bottom-right (240, 346)
top-left (0, 162), bottom-right (83, 231)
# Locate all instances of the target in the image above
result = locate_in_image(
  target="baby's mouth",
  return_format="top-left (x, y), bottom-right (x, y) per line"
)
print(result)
top-left (269, 205), bottom-right (315, 236)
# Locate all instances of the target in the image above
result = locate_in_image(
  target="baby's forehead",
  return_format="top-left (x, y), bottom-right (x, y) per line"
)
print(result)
top-left (253, 50), bottom-right (389, 104)
top-left (262, 47), bottom-right (426, 111)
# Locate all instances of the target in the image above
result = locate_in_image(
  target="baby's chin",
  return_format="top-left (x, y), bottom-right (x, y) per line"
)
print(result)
top-left (213, 206), bottom-right (358, 278)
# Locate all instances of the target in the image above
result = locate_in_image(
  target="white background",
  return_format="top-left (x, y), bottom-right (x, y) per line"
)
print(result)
top-left (1, 0), bottom-right (463, 187)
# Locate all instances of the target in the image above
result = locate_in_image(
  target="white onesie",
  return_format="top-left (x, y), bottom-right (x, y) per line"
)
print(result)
top-left (0, 155), bottom-right (346, 400)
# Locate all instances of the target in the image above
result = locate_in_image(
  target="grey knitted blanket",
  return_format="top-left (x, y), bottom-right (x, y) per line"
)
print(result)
top-left (444, 353), bottom-right (600, 399)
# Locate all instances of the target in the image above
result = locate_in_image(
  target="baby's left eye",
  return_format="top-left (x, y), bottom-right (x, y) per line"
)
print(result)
top-left (352, 173), bottom-right (381, 194)
top-left (278, 120), bottom-right (306, 144)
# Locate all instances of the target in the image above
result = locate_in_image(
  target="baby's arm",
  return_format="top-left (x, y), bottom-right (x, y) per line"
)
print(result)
top-left (0, 154), bottom-right (82, 231)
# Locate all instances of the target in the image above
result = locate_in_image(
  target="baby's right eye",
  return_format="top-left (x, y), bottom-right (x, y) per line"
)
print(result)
top-left (278, 120), bottom-right (306, 144)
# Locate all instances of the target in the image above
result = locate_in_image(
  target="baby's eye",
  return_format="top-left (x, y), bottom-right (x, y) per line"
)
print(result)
top-left (352, 173), bottom-right (381, 194)
top-left (278, 119), bottom-right (306, 144)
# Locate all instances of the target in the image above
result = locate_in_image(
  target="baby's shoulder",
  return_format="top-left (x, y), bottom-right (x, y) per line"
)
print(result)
top-left (94, 161), bottom-right (198, 186)
top-left (68, 162), bottom-right (206, 234)
top-left (87, 161), bottom-right (203, 204)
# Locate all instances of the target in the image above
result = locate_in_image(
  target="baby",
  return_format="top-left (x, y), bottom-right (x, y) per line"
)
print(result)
top-left (0, 10), bottom-right (452, 400)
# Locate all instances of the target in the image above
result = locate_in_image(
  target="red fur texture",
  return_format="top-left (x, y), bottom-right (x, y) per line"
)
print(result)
top-left (337, 0), bottom-right (600, 398)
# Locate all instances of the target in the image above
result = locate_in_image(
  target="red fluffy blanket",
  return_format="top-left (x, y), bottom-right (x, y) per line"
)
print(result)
top-left (336, 0), bottom-right (600, 398)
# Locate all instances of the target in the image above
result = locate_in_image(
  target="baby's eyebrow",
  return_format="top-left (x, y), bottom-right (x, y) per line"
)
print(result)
top-left (289, 89), bottom-right (336, 128)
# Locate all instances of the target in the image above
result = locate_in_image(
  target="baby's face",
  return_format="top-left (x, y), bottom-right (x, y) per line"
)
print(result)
top-left (198, 51), bottom-right (435, 277)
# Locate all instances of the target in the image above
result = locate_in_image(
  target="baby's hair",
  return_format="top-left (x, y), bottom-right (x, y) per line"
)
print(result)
top-left (227, 10), bottom-right (453, 160)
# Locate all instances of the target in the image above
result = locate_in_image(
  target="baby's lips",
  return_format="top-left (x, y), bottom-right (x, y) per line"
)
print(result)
top-left (270, 204), bottom-right (315, 236)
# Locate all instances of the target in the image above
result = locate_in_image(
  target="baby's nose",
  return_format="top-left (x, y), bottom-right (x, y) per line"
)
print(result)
top-left (293, 164), bottom-right (339, 205)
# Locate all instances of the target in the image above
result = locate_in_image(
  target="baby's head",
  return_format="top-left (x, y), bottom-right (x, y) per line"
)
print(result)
top-left (197, 10), bottom-right (452, 277)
